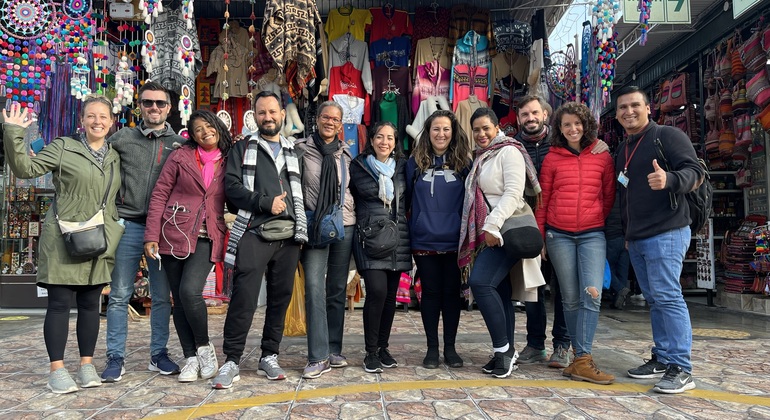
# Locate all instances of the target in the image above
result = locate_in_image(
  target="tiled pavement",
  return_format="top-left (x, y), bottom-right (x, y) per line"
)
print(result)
top-left (1, 298), bottom-right (770, 419)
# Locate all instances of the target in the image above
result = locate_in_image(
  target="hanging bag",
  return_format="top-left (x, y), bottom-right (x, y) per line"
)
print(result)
top-left (283, 262), bottom-right (307, 337)
top-left (741, 23), bottom-right (766, 73)
top-left (730, 34), bottom-right (746, 82)
top-left (747, 68), bottom-right (770, 108)
top-left (668, 72), bottom-right (688, 111)
top-left (718, 42), bottom-right (732, 80)
top-left (306, 156), bottom-right (347, 247)
top-left (358, 174), bottom-right (400, 259)
top-left (482, 191), bottom-right (543, 260)
top-left (658, 78), bottom-right (673, 113)
top-left (55, 158), bottom-right (114, 259)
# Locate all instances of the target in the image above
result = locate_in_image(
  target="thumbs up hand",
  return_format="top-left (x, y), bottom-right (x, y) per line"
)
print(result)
top-left (647, 159), bottom-right (667, 190)
top-left (272, 191), bottom-right (288, 215)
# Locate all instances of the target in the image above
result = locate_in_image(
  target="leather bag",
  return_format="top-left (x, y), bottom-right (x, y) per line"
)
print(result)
top-left (306, 157), bottom-right (347, 247)
top-left (358, 175), bottom-right (400, 259)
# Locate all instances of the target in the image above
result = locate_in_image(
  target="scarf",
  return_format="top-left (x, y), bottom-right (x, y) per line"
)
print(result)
top-left (196, 147), bottom-right (222, 189)
top-left (458, 135), bottom-right (542, 268)
top-left (366, 155), bottom-right (396, 207)
top-left (79, 134), bottom-right (109, 167)
top-left (312, 132), bottom-right (341, 237)
top-left (518, 125), bottom-right (549, 143)
top-left (223, 136), bottom-right (307, 296)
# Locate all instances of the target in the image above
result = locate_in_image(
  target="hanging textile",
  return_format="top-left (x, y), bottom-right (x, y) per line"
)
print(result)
top-left (150, 6), bottom-right (203, 105)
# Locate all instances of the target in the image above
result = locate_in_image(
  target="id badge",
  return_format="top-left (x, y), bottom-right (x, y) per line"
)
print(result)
top-left (618, 171), bottom-right (629, 188)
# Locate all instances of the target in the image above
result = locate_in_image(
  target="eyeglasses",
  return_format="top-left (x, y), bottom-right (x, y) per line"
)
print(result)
top-left (140, 99), bottom-right (170, 109)
top-left (318, 114), bottom-right (342, 124)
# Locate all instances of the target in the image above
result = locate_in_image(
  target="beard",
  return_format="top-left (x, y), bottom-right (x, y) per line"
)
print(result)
top-left (258, 121), bottom-right (283, 137)
top-left (521, 120), bottom-right (544, 135)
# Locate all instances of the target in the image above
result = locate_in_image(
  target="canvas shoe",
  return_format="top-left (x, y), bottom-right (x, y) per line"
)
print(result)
top-left (627, 354), bottom-right (667, 379)
top-left (652, 365), bottom-right (696, 394)
top-left (196, 342), bottom-right (219, 380)
top-left (258, 354), bottom-right (286, 380)
top-left (211, 361), bottom-right (240, 389)
top-left (101, 356), bottom-right (125, 383)
top-left (48, 368), bottom-right (78, 394)
top-left (178, 356), bottom-right (200, 383)
top-left (302, 359), bottom-right (331, 379)
top-left (76, 364), bottom-right (102, 388)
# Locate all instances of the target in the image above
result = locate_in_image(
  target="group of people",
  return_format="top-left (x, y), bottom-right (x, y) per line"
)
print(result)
top-left (1, 83), bottom-right (702, 396)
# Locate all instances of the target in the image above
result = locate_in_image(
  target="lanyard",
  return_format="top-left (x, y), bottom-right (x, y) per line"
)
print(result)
top-left (623, 133), bottom-right (647, 174)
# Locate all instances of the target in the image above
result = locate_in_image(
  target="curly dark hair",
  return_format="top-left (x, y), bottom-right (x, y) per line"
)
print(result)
top-left (362, 121), bottom-right (403, 159)
top-left (550, 102), bottom-right (598, 150)
top-left (188, 109), bottom-right (232, 155)
top-left (412, 110), bottom-right (471, 172)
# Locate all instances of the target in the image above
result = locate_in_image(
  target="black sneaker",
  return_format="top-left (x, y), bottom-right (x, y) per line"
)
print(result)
top-left (627, 354), bottom-right (667, 379)
top-left (377, 347), bottom-right (398, 368)
top-left (363, 352), bottom-right (383, 373)
top-left (492, 348), bottom-right (518, 378)
top-left (481, 355), bottom-right (496, 374)
top-left (652, 365), bottom-right (696, 394)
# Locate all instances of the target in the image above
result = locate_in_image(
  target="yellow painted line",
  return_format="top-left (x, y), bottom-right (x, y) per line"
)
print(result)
top-left (0, 316), bottom-right (29, 321)
top-left (149, 379), bottom-right (770, 419)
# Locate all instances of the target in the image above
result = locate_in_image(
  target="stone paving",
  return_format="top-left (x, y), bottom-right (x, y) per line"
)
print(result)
top-left (1, 298), bottom-right (770, 419)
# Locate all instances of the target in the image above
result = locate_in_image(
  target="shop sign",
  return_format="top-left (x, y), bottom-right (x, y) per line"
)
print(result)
top-left (623, 0), bottom-right (691, 24)
top-left (733, 0), bottom-right (762, 19)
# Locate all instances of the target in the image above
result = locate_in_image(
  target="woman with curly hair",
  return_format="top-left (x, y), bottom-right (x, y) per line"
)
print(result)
top-left (534, 102), bottom-right (616, 384)
top-left (406, 110), bottom-right (472, 369)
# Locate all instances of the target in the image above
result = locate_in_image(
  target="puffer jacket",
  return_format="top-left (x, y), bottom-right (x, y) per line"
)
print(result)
top-left (349, 155), bottom-right (411, 272)
top-left (535, 140), bottom-right (616, 236)
top-left (144, 145), bottom-right (227, 262)
top-left (515, 130), bottom-right (551, 174)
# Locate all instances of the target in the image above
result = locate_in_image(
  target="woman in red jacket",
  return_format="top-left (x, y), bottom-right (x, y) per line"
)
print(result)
top-left (144, 110), bottom-right (230, 383)
top-left (535, 102), bottom-right (615, 385)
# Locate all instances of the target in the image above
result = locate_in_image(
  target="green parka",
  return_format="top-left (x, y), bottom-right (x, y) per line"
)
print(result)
top-left (3, 124), bottom-right (123, 286)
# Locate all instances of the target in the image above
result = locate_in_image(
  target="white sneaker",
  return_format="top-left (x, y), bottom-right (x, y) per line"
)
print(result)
top-left (178, 356), bottom-right (200, 382)
top-left (197, 342), bottom-right (219, 380)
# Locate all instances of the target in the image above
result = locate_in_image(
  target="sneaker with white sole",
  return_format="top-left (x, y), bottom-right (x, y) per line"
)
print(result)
top-left (77, 364), bottom-right (102, 388)
top-left (329, 353), bottom-right (348, 368)
top-left (492, 348), bottom-right (519, 378)
top-left (211, 361), bottom-right (240, 389)
top-left (179, 356), bottom-right (200, 383)
top-left (652, 365), bottom-right (696, 394)
top-left (48, 368), bottom-right (78, 394)
top-left (258, 354), bottom-right (286, 380)
top-left (101, 356), bottom-right (125, 383)
top-left (302, 359), bottom-right (331, 379)
top-left (628, 354), bottom-right (667, 379)
top-left (517, 346), bottom-right (547, 364)
top-left (149, 350), bottom-right (180, 375)
top-left (196, 342), bottom-right (219, 380)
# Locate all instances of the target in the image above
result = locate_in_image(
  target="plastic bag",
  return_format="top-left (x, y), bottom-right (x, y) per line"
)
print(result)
top-left (283, 262), bottom-right (307, 337)
top-left (396, 273), bottom-right (412, 304)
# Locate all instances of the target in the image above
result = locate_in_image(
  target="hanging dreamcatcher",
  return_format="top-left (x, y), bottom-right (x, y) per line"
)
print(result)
top-left (0, 0), bottom-right (56, 112)
top-left (141, 29), bottom-right (157, 73)
top-left (178, 84), bottom-right (192, 127)
top-left (53, 0), bottom-right (95, 101)
top-left (545, 50), bottom-right (577, 102)
top-left (176, 35), bottom-right (196, 77)
top-left (112, 55), bottom-right (135, 114)
top-left (638, 0), bottom-right (652, 46)
top-left (592, 0), bottom-right (620, 105)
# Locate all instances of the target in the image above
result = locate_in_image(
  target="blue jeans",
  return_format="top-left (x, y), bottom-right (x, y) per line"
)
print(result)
top-left (546, 230), bottom-right (605, 357)
top-left (628, 226), bottom-right (692, 372)
top-left (106, 220), bottom-right (171, 358)
top-left (606, 236), bottom-right (630, 295)
top-left (300, 226), bottom-right (354, 363)
top-left (468, 246), bottom-right (519, 348)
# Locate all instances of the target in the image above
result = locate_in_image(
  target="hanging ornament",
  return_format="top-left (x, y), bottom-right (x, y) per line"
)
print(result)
top-left (638, 0), bottom-right (652, 46)
top-left (217, 109), bottom-right (232, 130)
top-left (113, 55), bottom-right (135, 114)
top-left (141, 29), bottom-right (157, 73)
top-left (178, 84), bottom-right (192, 127)
top-left (217, 0), bottom-right (232, 130)
top-left (176, 34), bottom-right (195, 77)
top-left (592, 0), bottom-right (619, 105)
top-left (138, 0), bottom-right (163, 25)
top-left (180, 0), bottom-right (194, 30)
top-left (70, 56), bottom-right (92, 100)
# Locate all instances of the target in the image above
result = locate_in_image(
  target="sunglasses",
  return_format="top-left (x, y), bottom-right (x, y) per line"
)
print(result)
top-left (140, 99), bottom-right (170, 109)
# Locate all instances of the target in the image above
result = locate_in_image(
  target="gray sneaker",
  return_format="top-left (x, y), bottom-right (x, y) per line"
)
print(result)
top-left (211, 361), bottom-right (240, 389)
top-left (77, 364), bottom-right (102, 388)
top-left (548, 346), bottom-right (571, 368)
top-left (652, 365), bottom-right (696, 394)
top-left (258, 354), bottom-right (286, 380)
top-left (517, 346), bottom-right (547, 364)
top-left (196, 342), bottom-right (219, 380)
top-left (302, 359), bottom-right (331, 379)
top-left (48, 368), bottom-right (78, 394)
top-left (329, 353), bottom-right (348, 368)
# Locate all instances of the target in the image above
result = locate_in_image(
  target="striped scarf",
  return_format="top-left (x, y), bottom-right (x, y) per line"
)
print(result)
top-left (223, 136), bottom-right (307, 296)
top-left (458, 135), bottom-right (541, 268)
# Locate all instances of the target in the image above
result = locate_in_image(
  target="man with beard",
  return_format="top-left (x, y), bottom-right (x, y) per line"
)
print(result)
top-left (212, 91), bottom-right (308, 389)
top-left (102, 81), bottom-right (182, 382)
top-left (513, 95), bottom-right (607, 369)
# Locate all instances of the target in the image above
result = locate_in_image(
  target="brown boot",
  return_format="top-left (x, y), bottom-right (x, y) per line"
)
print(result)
top-left (569, 354), bottom-right (615, 385)
top-left (562, 362), bottom-right (575, 378)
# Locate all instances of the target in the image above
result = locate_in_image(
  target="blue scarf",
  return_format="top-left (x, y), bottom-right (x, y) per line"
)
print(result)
top-left (366, 155), bottom-right (396, 207)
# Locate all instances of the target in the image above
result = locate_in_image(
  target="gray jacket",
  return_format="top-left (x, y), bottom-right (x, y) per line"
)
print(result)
top-left (108, 122), bottom-right (183, 222)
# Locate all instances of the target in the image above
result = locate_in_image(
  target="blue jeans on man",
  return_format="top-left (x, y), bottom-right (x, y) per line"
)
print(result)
top-left (106, 220), bottom-right (171, 359)
top-left (606, 235), bottom-right (630, 297)
top-left (627, 226), bottom-right (692, 372)
top-left (301, 226), bottom-right (354, 363)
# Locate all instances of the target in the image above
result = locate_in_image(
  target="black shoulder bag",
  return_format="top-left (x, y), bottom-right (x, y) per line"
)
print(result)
top-left (359, 175), bottom-right (400, 259)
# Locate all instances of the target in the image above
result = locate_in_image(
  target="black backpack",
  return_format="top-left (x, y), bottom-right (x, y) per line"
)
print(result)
top-left (653, 136), bottom-right (712, 234)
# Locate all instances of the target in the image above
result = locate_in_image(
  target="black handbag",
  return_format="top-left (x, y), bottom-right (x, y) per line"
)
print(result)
top-left (359, 173), bottom-right (400, 259)
top-left (483, 192), bottom-right (543, 260)
top-left (54, 163), bottom-right (114, 259)
top-left (306, 156), bottom-right (347, 247)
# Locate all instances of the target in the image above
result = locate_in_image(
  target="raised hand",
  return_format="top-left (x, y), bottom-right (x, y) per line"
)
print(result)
top-left (2, 103), bottom-right (34, 129)
top-left (647, 159), bottom-right (667, 190)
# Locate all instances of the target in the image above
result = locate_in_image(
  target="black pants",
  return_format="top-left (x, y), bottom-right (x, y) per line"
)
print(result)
top-left (44, 284), bottom-right (104, 361)
top-left (414, 253), bottom-right (462, 349)
top-left (164, 239), bottom-right (213, 358)
top-left (524, 258), bottom-right (570, 350)
top-left (223, 233), bottom-right (300, 364)
top-left (361, 270), bottom-right (401, 353)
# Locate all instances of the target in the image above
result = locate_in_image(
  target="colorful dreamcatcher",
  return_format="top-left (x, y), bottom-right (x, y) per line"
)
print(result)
top-left (178, 84), bottom-right (192, 126)
top-left (53, 0), bottom-right (95, 102)
top-left (0, 0), bottom-right (56, 112)
top-left (176, 34), bottom-right (195, 77)
top-left (141, 29), bottom-right (157, 73)
top-left (592, 0), bottom-right (620, 105)
top-left (545, 50), bottom-right (577, 102)
top-left (638, 0), bottom-right (652, 46)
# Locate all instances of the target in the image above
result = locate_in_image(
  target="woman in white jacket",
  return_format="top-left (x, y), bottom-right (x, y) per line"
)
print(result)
top-left (459, 108), bottom-right (542, 379)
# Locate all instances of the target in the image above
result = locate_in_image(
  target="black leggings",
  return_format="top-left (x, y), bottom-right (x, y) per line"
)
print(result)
top-left (414, 253), bottom-right (462, 349)
top-left (44, 284), bottom-right (104, 362)
top-left (361, 270), bottom-right (401, 353)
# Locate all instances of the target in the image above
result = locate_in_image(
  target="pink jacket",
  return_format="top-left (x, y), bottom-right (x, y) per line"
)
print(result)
top-left (144, 145), bottom-right (227, 262)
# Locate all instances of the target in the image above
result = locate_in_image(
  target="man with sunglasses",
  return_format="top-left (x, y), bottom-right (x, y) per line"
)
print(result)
top-left (102, 81), bottom-right (184, 382)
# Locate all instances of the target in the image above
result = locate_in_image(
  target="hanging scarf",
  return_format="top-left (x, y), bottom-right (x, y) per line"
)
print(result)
top-left (518, 125), bottom-right (550, 144)
top-left (224, 136), bottom-right (307, 296)
top-left (196, 147), bottom-right (222, 189)
top-left (312, 132), bottom-right (341, 237)
top-left (459, 135), bottom-right (542, 268)
top-left (366, 155), bottom-right (396, 207)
